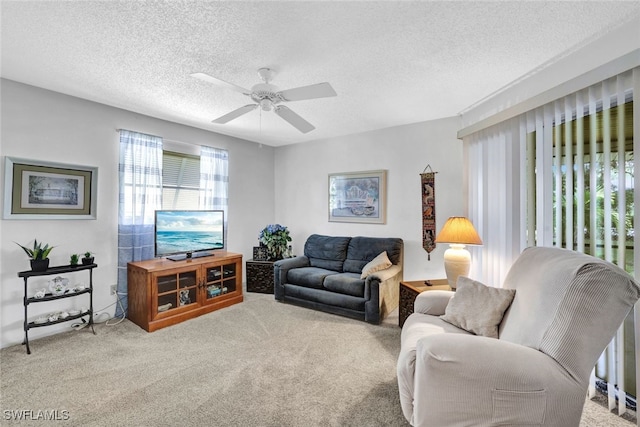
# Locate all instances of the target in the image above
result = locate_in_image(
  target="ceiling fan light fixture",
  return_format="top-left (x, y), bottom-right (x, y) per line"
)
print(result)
top-left (260, 99), bottom-right (272, 111)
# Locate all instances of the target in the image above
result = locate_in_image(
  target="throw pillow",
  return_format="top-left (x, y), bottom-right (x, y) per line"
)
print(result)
top-left (360, 251), bottom-right (392, 279)
top-left (440, 276), bottom-right (516, 338)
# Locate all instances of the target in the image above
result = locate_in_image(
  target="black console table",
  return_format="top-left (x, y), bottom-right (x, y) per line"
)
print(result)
top-left (19, 263), bottom-right (97, 354)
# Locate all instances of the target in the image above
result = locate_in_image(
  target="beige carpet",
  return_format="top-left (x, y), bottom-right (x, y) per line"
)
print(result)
top-left (0, 292), bottom-right (635, 426)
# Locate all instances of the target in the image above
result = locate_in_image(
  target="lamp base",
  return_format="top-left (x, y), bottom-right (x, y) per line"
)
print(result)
top-left (443, 244), bottom-right (471, 289)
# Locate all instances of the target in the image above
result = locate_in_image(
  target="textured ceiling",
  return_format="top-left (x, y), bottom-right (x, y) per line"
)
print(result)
top-left (2, 1), bottom-right (640, 146)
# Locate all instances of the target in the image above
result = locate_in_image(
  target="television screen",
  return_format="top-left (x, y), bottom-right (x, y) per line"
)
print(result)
top-left (155, 210), bottom-right (224, 260)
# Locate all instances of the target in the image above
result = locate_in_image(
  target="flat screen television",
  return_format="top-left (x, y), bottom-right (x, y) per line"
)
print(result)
top-left (155, 210), bottom-right (225, 261)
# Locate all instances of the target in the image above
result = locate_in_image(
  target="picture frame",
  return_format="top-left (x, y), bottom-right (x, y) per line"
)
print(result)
top-left (252, 246), bottom-right (269, 261)
top-left (3, 157), bottom-right (98, 220)
top-left (328, 169), bottom-right (387, 224)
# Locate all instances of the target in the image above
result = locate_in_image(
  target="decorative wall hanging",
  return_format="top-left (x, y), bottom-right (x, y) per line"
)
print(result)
top-left (3, 157), bottom-right (98, 220)
top-left (421, 165), bottom-right (437, 260)
top-left (328, 170), bottom-right (387, 224)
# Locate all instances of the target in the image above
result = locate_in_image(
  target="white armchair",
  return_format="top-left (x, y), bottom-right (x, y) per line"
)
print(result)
top-left (397, 247), bottom-right (640, 427)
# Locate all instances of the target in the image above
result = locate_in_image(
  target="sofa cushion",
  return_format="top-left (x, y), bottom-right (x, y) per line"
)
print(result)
top-left (287, 267), bottom-right (338, 289)
top-left (360, 251), bottom-right (392, 279)
top-left (283, 284), bottom-right (366, 312)
top-left (323, 272), bottom-right (365, 297)
top-left (440, 276), bottom-right (516, 339)
top-left (343, 236), bottom-right (403, 273)
top-left (304, 234), bottom-right (351, 272)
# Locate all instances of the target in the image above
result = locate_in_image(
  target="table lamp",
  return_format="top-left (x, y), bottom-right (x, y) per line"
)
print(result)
top-left (434, 217), bottom-right (482, 289)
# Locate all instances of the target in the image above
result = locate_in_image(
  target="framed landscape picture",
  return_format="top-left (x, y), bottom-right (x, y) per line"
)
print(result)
top-left (3, 157), bottom-right (98, 220)
top-left (328, 170), bottom-right (387, 224)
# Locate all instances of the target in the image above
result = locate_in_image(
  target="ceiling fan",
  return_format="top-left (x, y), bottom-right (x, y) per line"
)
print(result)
top-left (191, 68), bottom-right (337, 134)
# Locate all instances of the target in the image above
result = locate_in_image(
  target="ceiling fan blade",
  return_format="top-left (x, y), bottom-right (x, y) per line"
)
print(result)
top-left (278, 82), bottom-right (337, 102)
top-left (212, 104), bottom-right (258, 124)
top-left (191, 72), bottom-right (251, 95)
top-left (274, 105), bottom-right (315, 133)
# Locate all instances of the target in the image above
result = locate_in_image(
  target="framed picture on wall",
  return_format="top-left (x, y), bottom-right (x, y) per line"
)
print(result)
top-left (328, 169), bottom-right (387, 224)
top-left (3, 157), bottom-right (98, 220)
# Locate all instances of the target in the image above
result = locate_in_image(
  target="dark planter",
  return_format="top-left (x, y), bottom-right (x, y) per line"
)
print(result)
top-left (82, 257), bottom-right (94, 265)
top-left (30, 259), bottom-right (50, 272)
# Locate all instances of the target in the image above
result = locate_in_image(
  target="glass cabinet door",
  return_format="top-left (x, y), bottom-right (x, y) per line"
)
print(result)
top-left (156, 270), bottom-right (197, 314)
top-left (204, 266), bottom-right (223, 300)
top-left (202, 261), bottom-right (239, 302)
top-left (222, 263), bottom-right (237, 293)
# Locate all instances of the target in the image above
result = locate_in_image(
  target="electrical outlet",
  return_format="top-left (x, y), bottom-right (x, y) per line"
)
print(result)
top-left (110, 284), bottom-right (117, 295)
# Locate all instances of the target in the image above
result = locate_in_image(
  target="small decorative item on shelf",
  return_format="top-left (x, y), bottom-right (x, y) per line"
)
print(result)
top-left (34, 288), bottom-right (46, 299)
top-left (258, 224), bottom-right (292, 261)
top-left (70, 254), bottom-right (80, 267)
top-left (179, 289), bottom-right (191, 306)
top-left (48, 276), bottom-right (69, 296)
top-left (158, 303), bottom-right (172, 312)
top-left (82, 251), bottom-right (94, 265)
top-left (15, 239), bottom-right (55, 272)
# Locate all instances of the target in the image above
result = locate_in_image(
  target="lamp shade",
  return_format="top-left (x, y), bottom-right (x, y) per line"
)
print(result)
top-left (434, 217), bottom-right (482, 245)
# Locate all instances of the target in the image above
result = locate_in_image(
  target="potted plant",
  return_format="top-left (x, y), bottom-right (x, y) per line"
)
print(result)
top-left (258, 224), bottom-right (292, 261)
top-left (15, 239), bottom-right (54, 272)
top-left (82, 251), bottom-right (94, 265)
top-left (70, 254), bottom-right (80, 267)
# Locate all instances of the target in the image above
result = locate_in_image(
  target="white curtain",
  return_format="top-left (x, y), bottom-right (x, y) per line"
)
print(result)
top-left (117, 129), bottom-right (163, 317)
top-left (463, 116), bottom-right (527, 286)
top-left (199, 146), bottom-right (228, 211)
top-left (200, 146), bottom-right (229, 245)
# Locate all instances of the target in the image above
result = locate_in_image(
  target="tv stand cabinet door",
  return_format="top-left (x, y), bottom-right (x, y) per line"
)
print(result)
top-left (151, 266), bottom-right (199, 320)
top-left (201, 258), bottom-right (241, 304)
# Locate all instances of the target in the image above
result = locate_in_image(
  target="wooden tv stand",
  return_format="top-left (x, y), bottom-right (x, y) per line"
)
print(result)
top-left (127, 252), bottom-right (243, 332)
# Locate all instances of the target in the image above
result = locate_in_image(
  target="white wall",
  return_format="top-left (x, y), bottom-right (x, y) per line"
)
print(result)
top-left (274, 117), bottom-right (463, 281)
top-left (1, 79), bottom-right (465, 349)
top-left (0, 79), bottom-right (275, 348)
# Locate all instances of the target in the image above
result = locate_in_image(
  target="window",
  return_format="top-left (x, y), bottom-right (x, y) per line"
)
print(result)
top-left (529, 100), bottom-right (634, 274)
top-left (162, 151), bottom-right (200, 210)
top-left (528, 95), bottom-right (635, 400)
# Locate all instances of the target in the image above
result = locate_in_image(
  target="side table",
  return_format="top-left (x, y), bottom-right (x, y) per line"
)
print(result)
top-left (246, 259), bottom-right (275, 293)
top-left (399, 279), bottom-right (450, 327)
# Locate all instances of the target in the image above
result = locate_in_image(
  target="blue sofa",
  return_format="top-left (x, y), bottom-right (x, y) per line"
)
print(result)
top-left (273, 234), bottom-right (403, 324)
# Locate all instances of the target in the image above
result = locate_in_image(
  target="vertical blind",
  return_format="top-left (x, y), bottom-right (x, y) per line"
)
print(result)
top-left (462, 68), bottom-right (639, 419)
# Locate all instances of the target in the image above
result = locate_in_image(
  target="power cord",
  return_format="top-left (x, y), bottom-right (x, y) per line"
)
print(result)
top-left (71, 318), bottom-right (89, 330)
top-left (70, 290), bottom-right (128, 329)
top-left (105, 291), bottom-right (127, 326)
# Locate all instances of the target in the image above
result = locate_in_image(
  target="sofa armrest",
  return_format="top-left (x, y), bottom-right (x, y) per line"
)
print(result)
top-left (369, 264), bottom-right (402, 282)
top-left (414, 290), bottom-right (455, 316)
top-left (364, 264), bottom-right (402, 323)
top-left (273, 256), bottom-right (310, 300)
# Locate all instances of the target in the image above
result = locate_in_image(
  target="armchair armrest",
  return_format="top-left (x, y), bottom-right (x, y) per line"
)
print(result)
top-left (414, 290), bottom-right (454, 316)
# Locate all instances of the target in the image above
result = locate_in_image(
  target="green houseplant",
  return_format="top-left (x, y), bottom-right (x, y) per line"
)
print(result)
top-left (258, 224), bottom-right (292, 261)
top-left (15, 239), bottom-right (54, 271)
top-left (82, 251), bottom-right (95, 265)
top-left (70, 254), bottom-right (80, 266)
